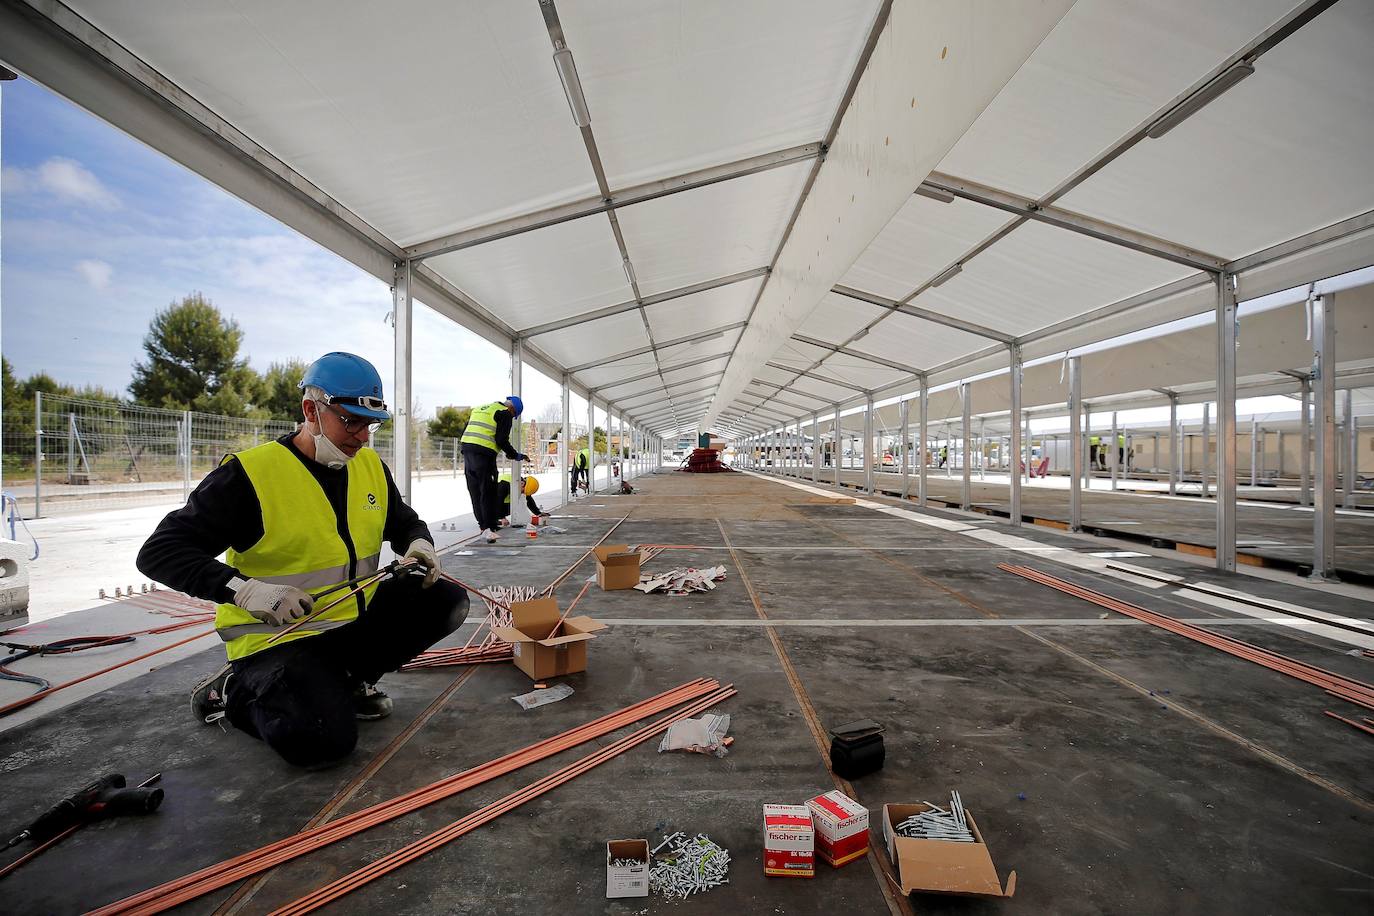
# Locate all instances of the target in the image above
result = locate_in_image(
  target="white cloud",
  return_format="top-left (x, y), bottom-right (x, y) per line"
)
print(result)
top-left (74, 258), bottom-right (113, 289)
top-left (6, 157), bottom-right (119, 209)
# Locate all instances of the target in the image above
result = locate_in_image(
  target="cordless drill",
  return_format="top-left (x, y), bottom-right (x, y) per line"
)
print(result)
top-left (4, 773), bottom-right (164, 848)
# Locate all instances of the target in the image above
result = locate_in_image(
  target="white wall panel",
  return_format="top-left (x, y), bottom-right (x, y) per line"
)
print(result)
top-left (532, 311), bottom-right (649, 370)
top-left (851, 313), bottom-right (991, 370)
top-left (1056, 1), bottom-right (1374, 258)
top-left (559, 0), bottom-right (878, 187)
top-left (618, 162), bottom-right (809, 296)
top-left (937, 0), bottom-right (1295, 198)
top-left (646, 279), bottom-right (762, 341)
top-left (798, 292), bottom-right (887, 342)
top-left (428, 215), bottom-right (630, 331)
top-left (839, 195), bottom-right (1009, 299)
top-left (916, 220), bottom-right (1192, 336)
top-left (74, 1), bottom-right (597, 244)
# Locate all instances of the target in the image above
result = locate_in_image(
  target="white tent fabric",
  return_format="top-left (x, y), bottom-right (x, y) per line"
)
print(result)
top-left (5, 0), bottom-right (1371, 440)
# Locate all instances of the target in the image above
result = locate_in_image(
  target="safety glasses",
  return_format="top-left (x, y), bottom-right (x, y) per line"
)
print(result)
top-left (322, 403), bottom-right (384, 435)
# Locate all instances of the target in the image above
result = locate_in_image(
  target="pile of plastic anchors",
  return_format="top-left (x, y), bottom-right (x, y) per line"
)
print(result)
top-left (648, 832), bottom-right (731, 898)
top-left (895, 790), bottom-right (974, 842)
top-left (609, 858), bottom-right (645, 868)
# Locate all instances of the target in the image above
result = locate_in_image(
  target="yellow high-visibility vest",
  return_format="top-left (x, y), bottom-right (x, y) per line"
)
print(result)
top-left (214, 442), bottom-right (388, 661)
top-left (461, 402), bottom-right (505, 452)
top-left (577, 447), bottom-right (590, 468)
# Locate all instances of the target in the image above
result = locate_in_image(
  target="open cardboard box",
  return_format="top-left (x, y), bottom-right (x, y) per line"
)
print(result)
top-left (592, 544), bottom-right (642, 590)
top-left (606, 838), bottom-right (650, 898)
top-left (881, 803), bottom-right (1016, 899)
top-left (490, 596), bottom-right (606, 680)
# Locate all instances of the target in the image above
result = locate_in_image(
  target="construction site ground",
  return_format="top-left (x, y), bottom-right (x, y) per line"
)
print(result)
top-left (1, 468), bottom-right (1372, 914)
top-left (800, 465), bottom-right (1374, 581)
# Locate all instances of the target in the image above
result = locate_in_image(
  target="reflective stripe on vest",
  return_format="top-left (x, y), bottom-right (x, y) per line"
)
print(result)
top-left (214, 442), bottom-right (388, 661)
top-left (461, 402), bottom-right (504, 451)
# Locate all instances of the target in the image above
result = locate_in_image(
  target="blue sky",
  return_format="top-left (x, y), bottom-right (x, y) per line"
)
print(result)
top-left (1, 77), bottom-right (565, 419)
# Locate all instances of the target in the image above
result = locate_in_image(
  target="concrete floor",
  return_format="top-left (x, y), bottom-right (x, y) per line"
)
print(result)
top-left (777, 465), bottom-right (1374, 581)
top-left (1, 470), bottom-right (1372, 913)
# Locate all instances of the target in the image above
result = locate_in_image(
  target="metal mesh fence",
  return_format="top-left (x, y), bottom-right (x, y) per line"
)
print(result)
top-left (0, 393), bottom-right (301, 517)
top-left (0, 393), bottom-right (603, 517)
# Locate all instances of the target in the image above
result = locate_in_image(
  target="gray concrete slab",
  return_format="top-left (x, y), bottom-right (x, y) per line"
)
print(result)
top-left (784, 466), bottom-right (1374, 580)
top-left (0, 470), bottom-right (1371, 914)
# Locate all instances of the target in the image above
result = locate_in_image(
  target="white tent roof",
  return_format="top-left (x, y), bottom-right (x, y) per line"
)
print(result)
top-left (3, 0), bottom-right (1371, 440)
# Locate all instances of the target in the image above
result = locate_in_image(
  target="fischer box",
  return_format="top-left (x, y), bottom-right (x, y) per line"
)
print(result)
top-left (763, 804), bottom-right (815, 878)
top-left (806, 790), bottom-right (869, 867)
top-left (605, 839), bottom-right (650, 899)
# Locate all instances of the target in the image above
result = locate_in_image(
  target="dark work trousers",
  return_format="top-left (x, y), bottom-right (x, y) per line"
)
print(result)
top-left (462, 444), bottom-right (501, 532)
top-left (569, 464), bottom-right (587, 494)
top-left (224, 575), bottom-right (469, 768)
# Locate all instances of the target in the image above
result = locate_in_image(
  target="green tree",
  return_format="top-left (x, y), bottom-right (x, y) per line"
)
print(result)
top-left (572, 425), bottom-right (608, 455)
top-left (129, 292), bottom-right (257, 415)
top-left (257, 359), bottom-right (308, 420)
top-left (427, 406), bottom-right (471, 440)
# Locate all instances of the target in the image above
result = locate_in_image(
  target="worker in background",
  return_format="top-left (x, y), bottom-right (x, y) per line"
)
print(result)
top-left (137, 352), bottom-right (468, 769)
top-left (497, 473), bottom-right (544, 525)
top-left (569, 445), bottom-right (591, 496)
top-left (938, 445), bottom-right (949, 468)
top-left (1089, 435), bottom-right (1103, 470)
top-left (1117, 433), bottom-right (1128, 472)
top-left (460, 396), bottom-right (528, 543)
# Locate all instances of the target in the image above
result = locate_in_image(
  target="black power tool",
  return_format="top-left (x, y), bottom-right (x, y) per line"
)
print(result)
top-left (4, 773), bottom-right (163, 849)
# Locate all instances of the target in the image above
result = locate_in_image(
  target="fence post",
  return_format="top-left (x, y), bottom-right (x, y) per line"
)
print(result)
top-left (34, 392), bottom-right (43, 517)
top-left (182, 410), bottom-right (193, 503)
top-left (452, 438), bottom-right (458, 478)
top-left (67, 412), bottom-right (76, 482)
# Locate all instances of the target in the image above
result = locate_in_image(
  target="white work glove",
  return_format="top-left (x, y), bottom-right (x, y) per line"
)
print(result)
top-left (404, 538), bottom-right (440, 588)
top-left (232, 578), bottom-right (314, 627)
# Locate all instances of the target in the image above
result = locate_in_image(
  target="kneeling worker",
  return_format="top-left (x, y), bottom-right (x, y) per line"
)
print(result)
top-left (497, 473), bottom-right (545, 525)
top-left (137, 352), bottom-right (469, 769)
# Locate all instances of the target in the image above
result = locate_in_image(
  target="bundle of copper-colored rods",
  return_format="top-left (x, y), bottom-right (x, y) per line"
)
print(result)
top-left (88, 679), bottom-right (723, 916)
top-left (271, 682), bottom-right (737, 914)
top-left (999, 564), bottom-right (1374, 712)
top-left (402, 583), bottom-right (533, 670)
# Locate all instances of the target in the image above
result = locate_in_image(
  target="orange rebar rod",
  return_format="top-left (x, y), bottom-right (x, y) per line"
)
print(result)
top-left (0, 628), bottom-right (215, 718)
top-left (998, 564), bottom-right (1374, 706)
top-left (271, 685), bottom-right (736, 915)
top-left (1324, 710), bottom-right (1374, 737)
top-left (89, 679), bottom-right (718, 916)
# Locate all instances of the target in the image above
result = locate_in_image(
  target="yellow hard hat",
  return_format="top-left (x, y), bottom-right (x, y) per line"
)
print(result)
top-left (522, 476), bottom-right (540, 496)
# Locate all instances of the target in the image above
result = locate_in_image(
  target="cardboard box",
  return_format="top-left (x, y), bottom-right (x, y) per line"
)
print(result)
top-left (490, 597), bottom-right (606, 681)
top-left (881, 803), bottom-right (1016, 898)
top-left (763, 804), bottom-right (814, 878)
top-left (807, 790), bottom-right (869, 867)
top-left (605, 839), bottom-right (650, 898)
top-left (593, 544), bottom-right (642, 590)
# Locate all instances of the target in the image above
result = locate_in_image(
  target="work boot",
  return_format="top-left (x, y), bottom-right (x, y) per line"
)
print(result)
top-left (352, 682), bottom-right (393, 720)
top-left (190, 664), bottom-right (232, 725)
top-left (484, 529), bottom-right (499, 543)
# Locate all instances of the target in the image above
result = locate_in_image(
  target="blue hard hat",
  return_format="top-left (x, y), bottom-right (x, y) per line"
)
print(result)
top-left (506, 395), bottom-right (524, 417)
top-left (299, 352), bottom-right (391, 420)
